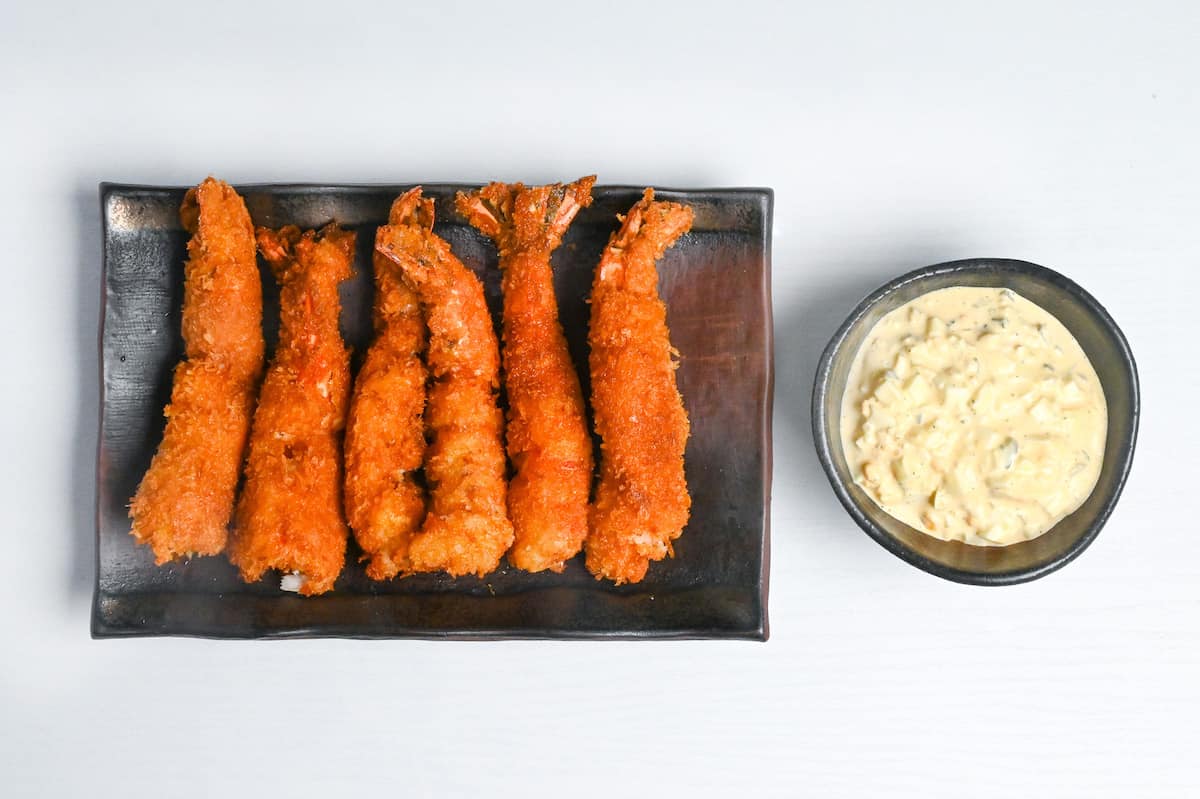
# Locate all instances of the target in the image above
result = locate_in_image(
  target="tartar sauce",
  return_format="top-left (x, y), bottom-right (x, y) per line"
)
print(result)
top-left (840, 286), bottom-right (1106, 546)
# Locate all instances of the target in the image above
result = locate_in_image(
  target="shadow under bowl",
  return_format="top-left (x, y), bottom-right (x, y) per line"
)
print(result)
top-left (812, 258), bottom-right (1139, 585)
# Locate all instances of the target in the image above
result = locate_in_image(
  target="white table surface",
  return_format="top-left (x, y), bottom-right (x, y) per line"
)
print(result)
top-left (3, 1), bottom-right (1196, 795)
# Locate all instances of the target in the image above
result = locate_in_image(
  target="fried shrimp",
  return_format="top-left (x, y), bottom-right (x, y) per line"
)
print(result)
top-left (455, 177), bottom-right (594, 573)
top-left (343, 197), bottom-right (428, 580)
top-left (375, 188), bottom-right (513, 577)
top-left (228, 224), bottom-right (354, 596)
top-left (129, 177), bottom-right (264, 564)
top-left (584, 189), bottom-right (693, 584)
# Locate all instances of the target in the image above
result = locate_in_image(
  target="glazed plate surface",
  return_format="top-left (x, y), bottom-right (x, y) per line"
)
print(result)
top-left (94, 183), bottom-right (773, 639)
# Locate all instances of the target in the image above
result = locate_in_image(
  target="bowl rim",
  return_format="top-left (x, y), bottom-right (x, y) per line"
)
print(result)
top-left (811, 257), bottom-right (1140, 585)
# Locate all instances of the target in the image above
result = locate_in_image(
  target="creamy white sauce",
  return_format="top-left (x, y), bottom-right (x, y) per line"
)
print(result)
top-left (840, 286), bottom-right (1106, 546)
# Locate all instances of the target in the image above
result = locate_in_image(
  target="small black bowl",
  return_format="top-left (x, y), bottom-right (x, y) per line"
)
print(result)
top-left (812, 258), bottom-right (1139, 585)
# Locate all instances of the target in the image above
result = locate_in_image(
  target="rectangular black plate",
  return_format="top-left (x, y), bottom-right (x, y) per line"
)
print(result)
top-left (94, 183), bottom-right (773, 640)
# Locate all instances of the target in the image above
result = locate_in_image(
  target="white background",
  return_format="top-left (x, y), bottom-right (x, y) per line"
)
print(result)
top-left (2, 1), bottom-right (1196, 795)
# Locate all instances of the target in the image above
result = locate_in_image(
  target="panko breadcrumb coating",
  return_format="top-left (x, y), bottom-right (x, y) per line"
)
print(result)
top-left (376, 188), bottom-right (513, 577)
top-left (584, 189), bottom-right (693, 584)
top-left (455, 177), bottom-right (594, 573)
top-left (344, 195), bottom-right (429, 580)
top-left (129, 177), bottom-right (264, 563)
top-left (228, 224), bottom-right (354, 596)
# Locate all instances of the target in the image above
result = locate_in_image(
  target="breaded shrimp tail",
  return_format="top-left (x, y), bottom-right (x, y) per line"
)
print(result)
top-left (129, 177), bottom-right (264, 563)
top-left (585, 189), bottom-right (693, 584)
top-left (344, 198), bottom-right (429, 580)
top-left (228, 224), bottom-right (354, 596)
top-left (455, 176), bottom-right (595, 573)
top-left (376, 188), bottom-right (513, 577)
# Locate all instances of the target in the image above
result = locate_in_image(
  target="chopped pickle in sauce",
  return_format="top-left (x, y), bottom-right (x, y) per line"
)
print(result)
top-left (840, 286), bottom-right (1106, 546)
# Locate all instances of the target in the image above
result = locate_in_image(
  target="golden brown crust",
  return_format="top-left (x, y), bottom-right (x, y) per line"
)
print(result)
top-left (228, 224), bottom-right (354, 596)
top-left (344, 197), bottom-right (429, 580)
top-left (129, 177), bottom-right (264, 563)
top-left (584, 189), bottom-right (693, 584)
top-left (376, 188), bottom-right (513, 577)
top-left (455, 177), bottom-right (595, 573)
